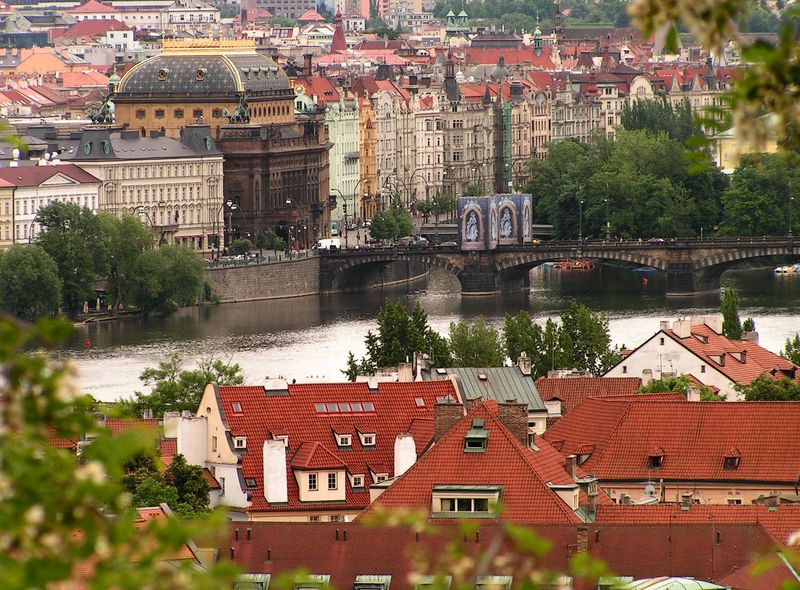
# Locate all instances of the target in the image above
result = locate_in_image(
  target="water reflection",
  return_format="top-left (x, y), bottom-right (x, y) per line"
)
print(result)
top-left (65, 265), bottom-right (800, 401)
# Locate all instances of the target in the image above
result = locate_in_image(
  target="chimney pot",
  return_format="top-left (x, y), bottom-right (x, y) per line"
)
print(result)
top-left (498, 401), bottom-right (528, 447)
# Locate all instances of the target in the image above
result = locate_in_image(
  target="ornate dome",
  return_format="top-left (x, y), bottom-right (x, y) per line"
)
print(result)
top-left (117, 40), bottom-right (290, 96)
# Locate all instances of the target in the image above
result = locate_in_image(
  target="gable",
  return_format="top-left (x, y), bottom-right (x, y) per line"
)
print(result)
top-left (40, 172), bottom-right (80, 187)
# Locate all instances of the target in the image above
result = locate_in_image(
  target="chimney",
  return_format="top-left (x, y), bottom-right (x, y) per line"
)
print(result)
top-left (398, 361), bottom-right (413, 383)
top-left (303, 53), bottom-right (313, 77)
top-left (434, 401), bottom-right (464, 441)
top-left (497, 401), bottom-right (528, 447)
top-left (408, 73), bottom-right (418, 86)
top-left (516, 352), bottom-right (531, 376)
top-left (565, 455), bottom-right (577, 479)
top-left (142, 408), bottom-right (154, 420)
top-left (263, 439), bottom-right (288, 504)
top-left (680, 491), bottom-right (693, 510)
top-left (576, 525), bottom-right (588, 554)
top-left (393, 433), bottom-right (416, 477)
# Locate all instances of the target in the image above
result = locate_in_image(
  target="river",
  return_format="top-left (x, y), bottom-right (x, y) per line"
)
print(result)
top-left (65, 265), bottom-right (800, 402)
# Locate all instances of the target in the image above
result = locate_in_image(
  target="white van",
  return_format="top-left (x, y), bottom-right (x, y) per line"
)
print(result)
top-left (316, 238), bottom-right (341, 250)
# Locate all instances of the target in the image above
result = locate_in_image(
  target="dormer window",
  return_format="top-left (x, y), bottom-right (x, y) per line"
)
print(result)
top-left (724, 448), bottom-right (741, 470)
top-left (335, 433), bottom-right (351, 447)
top-left (351, 474), bottom-right (364, 488)
top-left (464, 419), bottom-right (489, 453)
top-left (274, 434), bottom-right (289, 448)
top-left (648, 454), bottom-right (664, 469)
top-left (358, 431), bottom-right (376, 447)
top-left (234, 436), bottom-right (247, 449)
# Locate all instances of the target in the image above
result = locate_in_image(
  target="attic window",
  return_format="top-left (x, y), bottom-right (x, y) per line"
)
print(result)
top-left (244, 477), bottom-right (257, 489)
top-left (415, 397), bottom-right (425, 407)
top-left (274, 435), bottom-right (289, 447)
top-left (351, 474), bottom-right (364, 488)
top-left (326, 403), bottom-right (339, 412)
top-left (363, 402), bottom-right (375, 412)
top-left (477, 373), bottom-right (488, 381)
top-left (648, 454), bottom-right (664, 469)
top-left (359, 432), bottom-right (376, 447)
top-left (315, 403), bottom-right (326, 412)
top-left (352, 402), bottom-right (363, 412)
top-left (234, 436), bottom-right (247, 449)
top-left (336, 433), bottom-right (352, 447)
top-left (464, 419), bottom-right (489, 453)
top-left (232, 402), bottom-right (243, 413)
top-left (436, 368), bottom-right (447, 375)
top-left (354, 575), bottom-right (392, 590)
top-left (415, 576), bottom-right (452, 590)
top-left (475, 576), bottom-right (513, 590)
top-left (724, 456), bottom-right (740, 470)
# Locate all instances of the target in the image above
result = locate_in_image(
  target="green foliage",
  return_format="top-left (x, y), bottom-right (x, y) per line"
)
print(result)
top-left (369, 206), bottom-right (415, 241)
top-left (621, 98), bottom-right (703, 146)
top-left (128, 454), bottom-right (211, 518)
top-left (98, 213), bottom-right (156, 314)
top-left (343, 299), bottom-right (451, 378)
top-left (256, 228), bottom-right (286, 252)
top-left (120, 353), bottom-right (244, 417)
top-left (639, 375), bottom-right (725, 401)
top-left (128, 245), bottom-right (205, 315)
top-left (784, 334), bottom-right (800, 365)
top-left (448, 317), bottom-right (505, 367)
top-left (463, 184), bottom-right (482, 197)
top-left (370, 25), bottom-right (399, 39)
top-left (720, 288), bottom-right (743, 340)
top-left (36, 201), bottom-right (108, 315)
top-left (432, 193), bottom-right (456, 220)
top-left (719, 152), bottom-right (799, 236)
top-left (742, 317), bottom-right (756, 332)
top-left (523, 130), bottom-right (726, 239)
top-left (0, 244), bottom-right (61, 320)
top-left (502, 303), bottom-right (620, 377)
top-left (0, 317), bottom-right (237, 589)
top-left (229, 238), bottom-right (254, 256)
top-left (737, 373), bottom-right (800, 400)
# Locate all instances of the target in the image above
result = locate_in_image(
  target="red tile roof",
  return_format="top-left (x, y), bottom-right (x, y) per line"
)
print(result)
top-left (536, 377), bottom-right (643, 414)
top-left (298, 8), bottom-right (324, 20)
top-left (0, 164), bottom-right (98, 188)
top-left (544, 398), bottom-right (800, 484)
top-left (597, 503), bottom-right (800, 546)
top-left (203, 467), bottom-right (221, 490)
top-left (718, 552), bottom-right (799, 590)
top-left (464, 47), bottom-right (555, 69)
top-left (47, 426), bottom-right (78, 449)
top-left (62, 18), bottom-right (129, 39)
top-left (662, 324), bottom-right (798, 385)
top-left (225, 521), bottom-right (781, 590)
top-left (104, 418), bottom-right (157, 436)
top-left (67, 0), bottom-right (117, 13)
top-left (290, 441), bottom-right (347, 470)
top-left (160, 437), bottom-right (177, 465)
top-left (216, 380), bottom-right (457, 513)
top-left (364, 402), bottom-right (583, 524)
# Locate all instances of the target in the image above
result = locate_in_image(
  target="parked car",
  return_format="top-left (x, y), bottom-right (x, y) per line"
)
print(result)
top-left (411, 237), bottom-right (429, 249)
top-left (648, 237), bottom-right (666, 243)
top-left (397, 236), bottom-right (415, 247)
top-left (437, 241), bottom-right (458, 248)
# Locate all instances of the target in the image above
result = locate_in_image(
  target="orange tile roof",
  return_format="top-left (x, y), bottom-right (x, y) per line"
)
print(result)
top-left (67, 0), bottom-right (117, 13)
top-left (597, 503), bottom-right (800, 545)
top-left (104, 418), bottom-right (157, 436)
top-left (160, 437), bottom-right (177, 465)
top-left (290, 441), bottom-right (347, 470)
top-left (535, 377), bottom-right (643, 414)
top-left (662, 324), bottom-right (798, 385)
top-left (363, 402), bottom-right (584, 524)
top-left (216, 380), bottom-right (457, 513)
top-left (544, 398), bottom-right (800, 484)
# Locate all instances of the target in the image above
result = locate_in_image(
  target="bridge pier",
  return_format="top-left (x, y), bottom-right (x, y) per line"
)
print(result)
top-left (459, 253), bottom-right (502, 295)
top-left (666, 263), bottom-right (720, 296)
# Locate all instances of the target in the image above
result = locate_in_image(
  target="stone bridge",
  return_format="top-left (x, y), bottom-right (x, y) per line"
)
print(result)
top-left (319, 238), bottom-right (800, 295)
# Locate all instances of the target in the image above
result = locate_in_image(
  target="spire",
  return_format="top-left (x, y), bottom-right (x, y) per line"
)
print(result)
top-left (330, 10), bottom-right (346, 53)
top-left (553, 0), bottom-right (562, 35)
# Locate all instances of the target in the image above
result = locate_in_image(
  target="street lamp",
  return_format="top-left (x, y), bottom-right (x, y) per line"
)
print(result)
top-left (578, 198), bottom-right (584, 242)
top-left (285, 198), bottom-right (295, 254)
top-left (790, 195), bottom-right (795, 238)
top-left (604, 197), bottom-right (610, 240)
top-left (226, 199), bottom-right (238, 251)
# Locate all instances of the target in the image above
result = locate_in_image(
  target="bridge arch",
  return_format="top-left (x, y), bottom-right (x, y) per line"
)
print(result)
top-left (320, 252), bottom-right (464, 292)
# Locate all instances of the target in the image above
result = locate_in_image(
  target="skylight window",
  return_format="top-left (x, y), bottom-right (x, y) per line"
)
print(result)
top-left (326, 403), bottom-right (339, 412)
top-left (245, 477), bottom-right (257, 488)
top-left (352, 402), bottom-right (363, 412)
top-left (415, 397), bottom-right (425, 407)
top-left (436, 368), bottom-right (447, 375)
top-left (232, 402), bottom-right (242, 413)
top-left (338, 402), bottom-right (351, 412)
top-left (363, 402), bottom-right (375, 412)
top-left (315, 403), bottom-right (326, 413)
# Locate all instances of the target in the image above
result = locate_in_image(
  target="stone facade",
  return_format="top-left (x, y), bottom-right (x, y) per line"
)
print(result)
top-left (206, 255), bottom-right (320, 303)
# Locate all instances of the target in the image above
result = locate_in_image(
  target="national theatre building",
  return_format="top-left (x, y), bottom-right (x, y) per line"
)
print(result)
top-left (114, 39), bottom-right (331, 247)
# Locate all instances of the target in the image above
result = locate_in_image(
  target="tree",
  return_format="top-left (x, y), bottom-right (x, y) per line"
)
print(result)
top-left (432, 193), bottom-right (456, 222)
top-left (721, 288), bottom-right (743, 340)
top-left (229, 238), bottom-right (254, 256)
top-left (621, 98), bottom-right (703, 145)
top-left (98, 213), bottom-right (155, 315)
top-left (559, 301), bottom-right (621, 375)
top-left (36, 202), bottom-right (108, 315)
top-left (128, 245), bottom-right (205, 315)
top-left (164, 454), bottom-right (211, 516)
top-left (737, 373), bottom-right (800, 401)
top-left (0, 245), bottom-right (61, 320)
top-left (448, 317), bottom-right (505, 367)
top-left (502, 305), bottom-right (620, 378)
top-left (369, 206), bottom-right (414, 241)
top-left (783, 334), bottom-right (800, 365)
top-left (344, 299), bottom-right (451, 378)
top-left (0, 317), bottom-right (236, 589)
top-left (639, 375), bottom-right (725, 401)
top-left (120, 353), bottom-right (244, 417)
top-left (256, 228), bottom-right (286, 254)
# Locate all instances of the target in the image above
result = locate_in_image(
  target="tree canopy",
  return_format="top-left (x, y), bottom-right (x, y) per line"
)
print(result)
top-left (369, 206), bottom-right (415, 241)
top-left (639, 375), bottom-right (725, 401)
top-left (448, 317), bottom-right (505, 367)
top-left (0, 245), bottom-right (61, 320)
top-left (127, 245), bottom-right (205, 315)
top-left (784, 334), bottom-right (800, 365)
top-left (120, 353), bottom-right (245, 417)
top-left (720, 288), bottom-right (743, 340)
top-left (737, 373), bottom-right (800, 400)
top-left (621, 98), bottom-right (703, 146)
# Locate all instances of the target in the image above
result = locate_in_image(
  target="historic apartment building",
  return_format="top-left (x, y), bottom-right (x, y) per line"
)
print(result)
top-left (115, 39), bottom-right (332, 246)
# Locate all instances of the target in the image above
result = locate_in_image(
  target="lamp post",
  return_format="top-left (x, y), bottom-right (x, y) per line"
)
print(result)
top-left (226, 199), bottom-right (238, 252)
top-left (285, 198), bottom-right (297, 254)
top-left (578, 198), bottom-right (584, 242)
top-left (604, 197), bottom-right (610, 240)
top-left (790, 195), bottom-right (795, 238)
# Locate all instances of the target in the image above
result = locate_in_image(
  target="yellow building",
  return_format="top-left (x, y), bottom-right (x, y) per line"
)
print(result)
top-left (714, 114), bottom-right (779, 174)
top-left (0, 178), bottom-right (13, 248)
top-left (115, 39), bottom-right (296, 139)
top-left (358, 94), bottom-right (377, 220)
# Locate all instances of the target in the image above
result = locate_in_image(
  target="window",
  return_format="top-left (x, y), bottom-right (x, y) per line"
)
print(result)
top-left (309, 515), bottom-right (320, 522)
top-left (232, 402), bottom-right (242, 413)
top-left (234, 437), bottom-right (247, 449)
top-left (701, 364), bottom-right (706, 373)
top-left (376, 474), bottom-right (387, 483)
top-left (245, 477), bottom-right (257, 488)
top-left (336, 434), bottom-right (351, 446)
top-left (727, 498), bottom-right (742, 505)
top-left (724, 456), bottom-right (740, 470)
top-left (415, 397), bottom-right (425, 407)
top-left (433, 486), bottom-right (501, 516)
top-left (155, 109), bottom-right (165, 118)
top-left (308, 473), bottom-right (317, 491)
top-left (329, 514), bottom-right (345, 522)
top-left (660, 337), bottom-right (665, 345)
top-left (213, 108), bottom-right (223, 118)
top-left (328, 472), bottom-right (337, 490)
top-left (352, 475), bottom-right (364, 488)
top-left (136, 109), bottom-right (145, 119)
top-left (622, 365), bottom-right (627, 374)
top-left (212, 435), bottom-right (217, 452)
top-left (174, 109), bottom-right (184, 119)
top-left (453, 151), bottom-right (462, 162)
top-left (193, 108), bottom-right (203, 119)
top-left (648, 455), bottom-right (664, 469)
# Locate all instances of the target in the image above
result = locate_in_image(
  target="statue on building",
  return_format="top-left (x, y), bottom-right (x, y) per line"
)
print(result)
top-left (465, 211), bottom-right (479, 242)
top-left (224, 92), bottom-right (251, 124)
top-left (500, 208), bottom-right (512, 238)
top-left (88, 93), bottom-right (115, 125)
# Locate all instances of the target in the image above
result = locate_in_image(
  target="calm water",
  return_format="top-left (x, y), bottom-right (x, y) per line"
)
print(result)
top-left (65, 265), bottom-right (800, 402)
